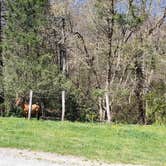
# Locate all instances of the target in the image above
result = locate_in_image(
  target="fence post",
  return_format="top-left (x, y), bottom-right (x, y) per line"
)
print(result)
top-left (61, 90), bottom-right (65, 121)
top-left (28, 90), bottom-right (33, 120)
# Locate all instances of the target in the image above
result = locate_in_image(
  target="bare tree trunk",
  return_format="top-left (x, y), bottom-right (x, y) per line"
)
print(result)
top-left (99, 97), bottom-right (103, 122)
top-left (105, 92), bottom-right (111, 123)
top-left (134, 50), bottom-right (146, 124)
top-left (105, 0), bottom-right (115, 123)
top-left (145, 99), bottom-right (148, 124)
top-left (60, 18), bottom-right (67, 121)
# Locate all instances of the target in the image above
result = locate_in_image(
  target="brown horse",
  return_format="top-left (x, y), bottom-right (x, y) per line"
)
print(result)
top-left (15, 97), bottom-right (41, 120)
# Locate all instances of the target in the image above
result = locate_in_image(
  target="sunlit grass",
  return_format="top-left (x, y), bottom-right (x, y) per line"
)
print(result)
top-left (0, 117), bottom-right (166, 166)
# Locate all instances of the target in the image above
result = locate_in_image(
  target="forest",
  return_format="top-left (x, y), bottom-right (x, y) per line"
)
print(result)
top-left (0, 0), bottom-right (165, 124)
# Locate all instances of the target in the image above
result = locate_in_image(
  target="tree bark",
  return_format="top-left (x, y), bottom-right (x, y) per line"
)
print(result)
top-left (99, 97), bottom-right (103, 122)
top-left (134, 50), bottom-right (146, 124)
top-left (105, 92), bottom-right (111, 123)
top-left (60, 17), bottom-right (67, 121)
top-left (105, 0), bottom-right (115, 123)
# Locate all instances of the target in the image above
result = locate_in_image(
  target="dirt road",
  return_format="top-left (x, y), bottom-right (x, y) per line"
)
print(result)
top-left (0, 148), bottom-right (142, 166)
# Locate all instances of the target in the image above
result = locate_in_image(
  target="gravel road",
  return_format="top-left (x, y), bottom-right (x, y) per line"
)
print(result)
top-left (0, 148), bottom-right (142, 166)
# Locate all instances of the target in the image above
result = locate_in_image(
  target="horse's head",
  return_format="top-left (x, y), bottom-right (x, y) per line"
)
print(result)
top-left (15, 97), bottom-right (24, 107)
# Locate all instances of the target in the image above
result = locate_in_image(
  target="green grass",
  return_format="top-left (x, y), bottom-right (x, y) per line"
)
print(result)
top-left (0, 118), bottom-right (166, 166)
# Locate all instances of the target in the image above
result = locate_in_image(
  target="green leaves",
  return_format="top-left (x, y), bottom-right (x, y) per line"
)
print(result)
top-left (3, 0), bottom-right (58, 98)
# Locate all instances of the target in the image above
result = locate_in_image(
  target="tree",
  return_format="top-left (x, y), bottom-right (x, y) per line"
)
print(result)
top-left (3, 0), bottom-right (60, 112)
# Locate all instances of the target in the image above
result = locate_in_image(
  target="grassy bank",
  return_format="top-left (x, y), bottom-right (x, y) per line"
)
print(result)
top-left (0, 118), bottom-right (165, 166)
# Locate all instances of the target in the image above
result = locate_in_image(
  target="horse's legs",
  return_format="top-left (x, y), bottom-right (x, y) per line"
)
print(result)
top-left (23, 112), bottom-right (27, 119)
top-left (23, 114), bottom-right (26, 119)
top-left (36, 112), bottom-right (40, 120)
top-left (25, 112), bottom-right (28, 119)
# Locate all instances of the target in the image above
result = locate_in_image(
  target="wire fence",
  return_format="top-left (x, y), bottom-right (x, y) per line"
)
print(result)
top-left (1, 89), bottom-right (68, 100)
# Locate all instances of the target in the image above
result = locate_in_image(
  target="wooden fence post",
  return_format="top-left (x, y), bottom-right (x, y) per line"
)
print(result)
top-left (28, 90), bottom-right (33, 120)
top-left (61, 90), bottom-right (65, 121)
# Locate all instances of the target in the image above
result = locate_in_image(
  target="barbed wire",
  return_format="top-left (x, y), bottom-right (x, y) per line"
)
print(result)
top-left (1, 90), bottom-right (70, 100)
